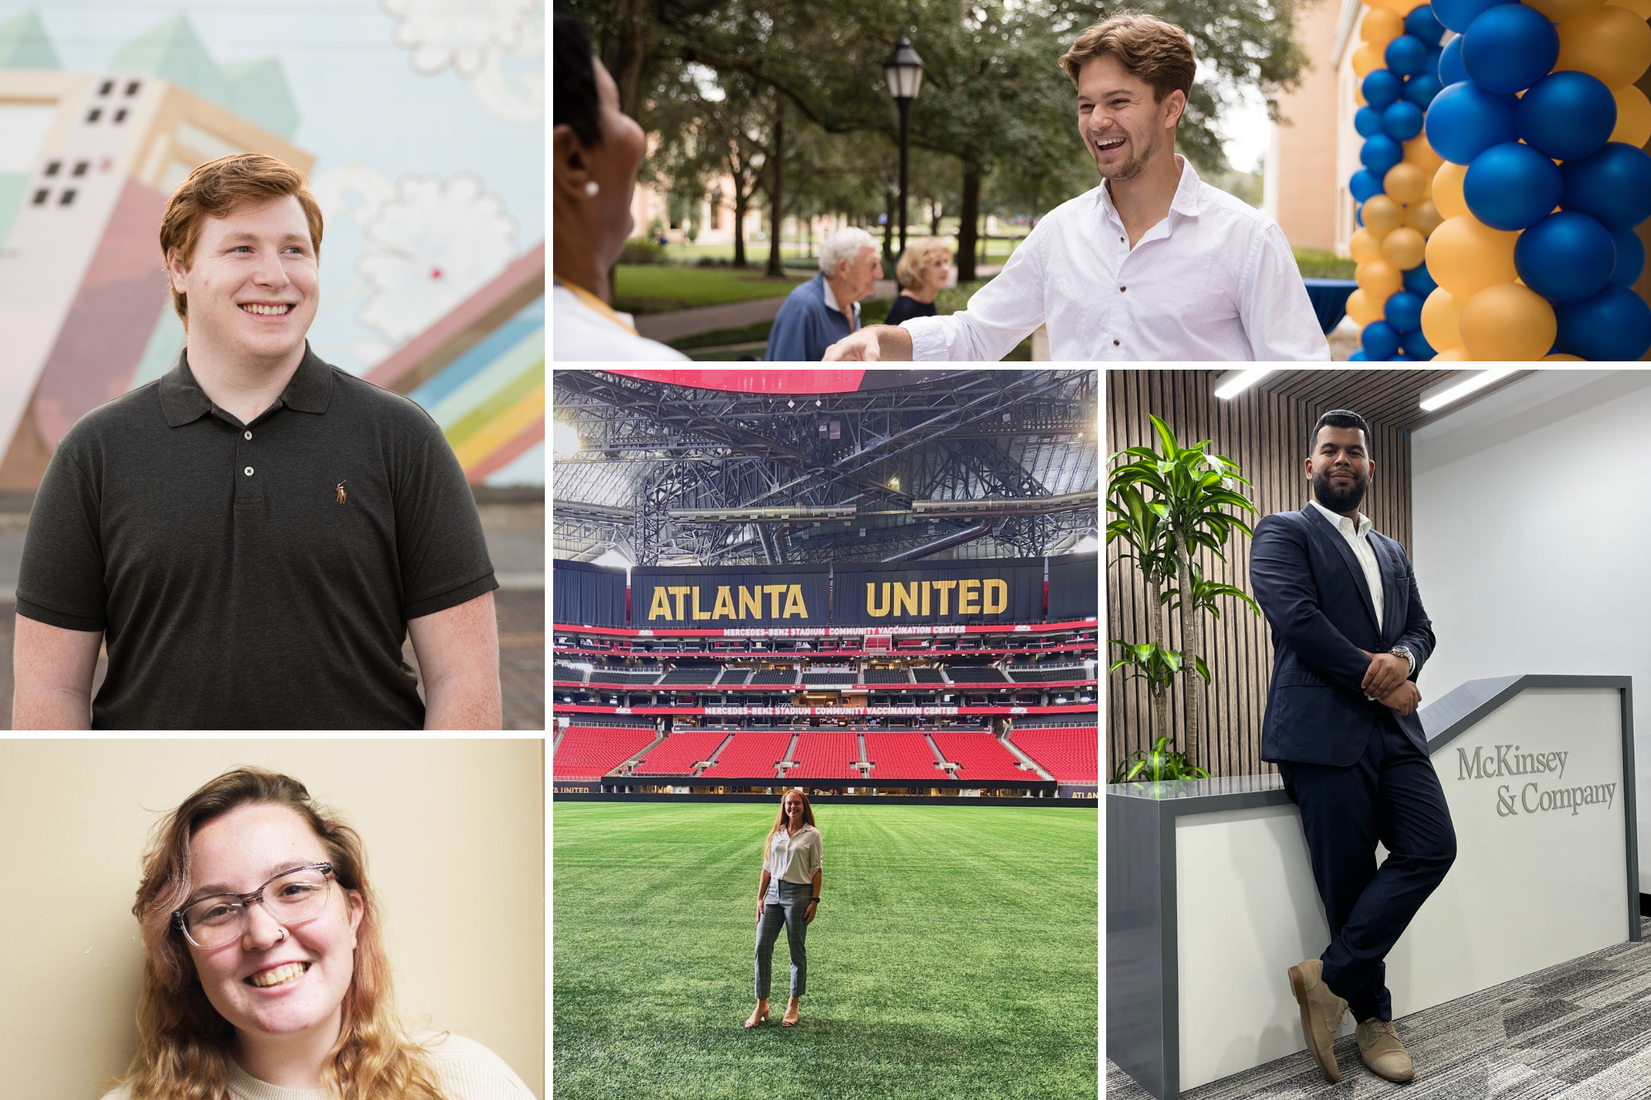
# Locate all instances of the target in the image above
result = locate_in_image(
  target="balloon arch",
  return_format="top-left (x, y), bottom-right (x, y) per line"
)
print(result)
top-left (1345, 0), bottom-right (1651, 361)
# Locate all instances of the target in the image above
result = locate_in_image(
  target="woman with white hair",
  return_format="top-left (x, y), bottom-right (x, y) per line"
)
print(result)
top-left (764, 227), bottom-right (881, 361)
top-left (884, 237), bottom-right (953, 327)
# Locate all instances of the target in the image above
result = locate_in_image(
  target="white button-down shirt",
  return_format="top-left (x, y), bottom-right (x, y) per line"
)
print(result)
top-left (553, 281), bottom-right (687, 361)
top-left (1309, 497), bottom-right (1383, 627)
top-left (821, 277), bottom-right (862, 329)
top-left (902, 157), bottom-right (1330, 361)
top-left (765, 824), bottom-right (823, 884)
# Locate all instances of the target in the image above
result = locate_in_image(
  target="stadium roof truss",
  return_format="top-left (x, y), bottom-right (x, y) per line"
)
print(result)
top-left (552, 369), bottom-right (1099, 566)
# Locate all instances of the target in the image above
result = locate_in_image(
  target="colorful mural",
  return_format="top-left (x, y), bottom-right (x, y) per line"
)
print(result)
top-left (0, 1), bottom-right (544, 487)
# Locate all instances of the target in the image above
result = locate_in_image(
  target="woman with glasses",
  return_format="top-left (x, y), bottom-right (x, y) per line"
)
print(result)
top-left (102, 767), bottom-right (533, 1099)
top-left (746, 788), bottom-right (823, 1029)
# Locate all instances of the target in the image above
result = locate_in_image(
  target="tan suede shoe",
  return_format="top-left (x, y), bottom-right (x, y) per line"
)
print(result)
top-left (1288, 959), bottom-right (1348, 1083)
top-left (1357, 1018), bottom-right (1414, 1082)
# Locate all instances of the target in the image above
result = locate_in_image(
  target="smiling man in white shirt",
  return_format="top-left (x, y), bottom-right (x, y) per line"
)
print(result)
top-left (824, 12), bottom-right (1329, 362)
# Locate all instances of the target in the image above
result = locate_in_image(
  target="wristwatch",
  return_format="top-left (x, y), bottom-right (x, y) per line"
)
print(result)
top-left (1389, 646), bottom-right (1415, 677)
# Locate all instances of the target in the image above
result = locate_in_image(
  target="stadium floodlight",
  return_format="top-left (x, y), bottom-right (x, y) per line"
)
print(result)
top-left (1419, 368), bottom-right (1518, 412)
top-left (889, 475), bottom-right (900, 490)
top-left (1213, 368), bottom-right (1275, 400)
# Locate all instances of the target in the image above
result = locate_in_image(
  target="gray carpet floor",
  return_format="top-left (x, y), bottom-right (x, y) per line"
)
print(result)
top-left (1107, 917), bottom-right (1651, 1100)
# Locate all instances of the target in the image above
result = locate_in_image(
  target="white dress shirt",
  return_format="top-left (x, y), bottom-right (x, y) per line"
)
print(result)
top-left (765, 824), bottom-right (823, 884)
top-left (901, 156), bottom-right (1330, 362)
top-left (553, 281), bottom-right (687, 361)
top-left (1309, 497), bottom-right (1383, 627)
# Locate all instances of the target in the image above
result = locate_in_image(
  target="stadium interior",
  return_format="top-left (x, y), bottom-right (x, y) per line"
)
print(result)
top-left (551, 369), bottom-right (1099, 799)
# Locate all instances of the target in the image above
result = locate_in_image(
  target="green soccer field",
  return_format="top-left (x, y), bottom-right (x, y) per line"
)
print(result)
top-left (552, 801), bottom-right (1098, 1100)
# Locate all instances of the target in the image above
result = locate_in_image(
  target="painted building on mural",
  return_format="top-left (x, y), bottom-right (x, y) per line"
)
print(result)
top-left (0, 7), bottom-right (543, 489)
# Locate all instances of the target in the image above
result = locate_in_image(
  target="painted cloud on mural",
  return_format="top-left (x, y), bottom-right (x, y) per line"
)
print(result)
top-left (358, 172), bottom-right (518, 343)
top-left (382, 0), bottom-right (543, 123)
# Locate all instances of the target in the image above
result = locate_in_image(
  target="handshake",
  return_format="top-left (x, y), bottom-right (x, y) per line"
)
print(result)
top-left (1360, 649), bottom-right (1420, 716)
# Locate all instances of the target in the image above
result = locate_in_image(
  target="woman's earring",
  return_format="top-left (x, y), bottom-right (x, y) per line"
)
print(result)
top-left (584, 181), bottom-right (600, 198)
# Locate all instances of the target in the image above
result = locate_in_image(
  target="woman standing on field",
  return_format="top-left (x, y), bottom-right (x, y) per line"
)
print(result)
top-left (746, 789), bottom-right (823, 1028)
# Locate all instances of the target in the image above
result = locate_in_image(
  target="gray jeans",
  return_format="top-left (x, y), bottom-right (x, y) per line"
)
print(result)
top-left (755, 878), bottom-right (812, 999)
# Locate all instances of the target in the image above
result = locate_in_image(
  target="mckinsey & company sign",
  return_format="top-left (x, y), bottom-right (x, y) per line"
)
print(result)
top-left (1456, 742), bottom-right (1619, 818)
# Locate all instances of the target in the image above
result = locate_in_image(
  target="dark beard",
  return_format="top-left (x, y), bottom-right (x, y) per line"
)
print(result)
top-left (1313, 469), bottom-right (1367, 513)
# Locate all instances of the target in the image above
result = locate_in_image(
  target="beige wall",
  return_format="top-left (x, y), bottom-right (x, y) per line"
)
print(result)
top-left (0, 739), bottom-right (544, 1100)
top-left (1272, 0), bottom-right (1346, 251)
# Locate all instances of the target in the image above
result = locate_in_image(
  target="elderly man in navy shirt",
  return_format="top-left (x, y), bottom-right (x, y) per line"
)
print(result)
top-left (766, 227), bottom-right (882, 361)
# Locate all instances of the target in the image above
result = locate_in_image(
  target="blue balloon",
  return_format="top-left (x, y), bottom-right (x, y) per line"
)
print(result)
top-left (1404, 73), bottom-right (1445, 109)
top-left (1513, 212), bottom-right (1618, 302)
top-left (1461, 4), bottom-right (1560, 94)
top-left (1382, 100), bottom-right (1426, 141)
top-left (1386, 35), bottom-right (1429, 78)
top-left (1385, 290), bottom-right (1426, 332)
top-left (1355, 105), bottom-right (1385, 138)
top-left (1426, 81), bottom-right (1520, 165)
top-left (1403, 263), bottom-right (1438, 298)
top-left (1560, 142), bottom-right (1651, 231)
top-left (1439, 36), bottom-right (1467, 85)
top-left (1554, 286), bottom-right (1651, 360)
top-left (1464, 142), bottom-right (1564, 230)
top-left (1432, 0), bottom-right (1507, 33)
top-left (1406, 5), bottom-right (1447, 45)
top-left (1516, 71), bottom-right (1618, 162)
top-left (1610, 227), bottom-right (1645, 287)
top-left (1361, 134), bottom-right (1405, 176)
top-left (1362, 320), bottom-right (1402, 360)
top-left (1402, 328), bottom-right (1437, 359)
top-left (1348, 350), bottom-right (1370, 361)
top-left (1364, 69), bottom-right (1404, 110)
top-left (1349, 169), bottom-right (1385, 203)
top-left (1390, 352), bottom-right (1421, 361)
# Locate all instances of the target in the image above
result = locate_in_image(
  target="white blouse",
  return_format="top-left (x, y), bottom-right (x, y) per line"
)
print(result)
top-left (765, 824), bottom-right (823, 884)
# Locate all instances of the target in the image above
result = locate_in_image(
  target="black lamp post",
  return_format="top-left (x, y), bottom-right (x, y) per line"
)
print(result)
top-left (882, 35), bottom-right (924, 260)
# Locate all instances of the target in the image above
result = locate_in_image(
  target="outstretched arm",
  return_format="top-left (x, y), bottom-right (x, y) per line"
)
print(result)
top-left (824, 325), bottom-right (913, 361)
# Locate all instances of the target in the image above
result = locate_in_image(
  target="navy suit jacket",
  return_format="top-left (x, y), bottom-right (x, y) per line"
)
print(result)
top-left (1250, 504), bottom-right (1436, 766)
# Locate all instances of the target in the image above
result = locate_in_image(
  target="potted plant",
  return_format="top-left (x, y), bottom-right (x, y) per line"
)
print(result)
top-left (1108, 414), bottom-right (1260, 775)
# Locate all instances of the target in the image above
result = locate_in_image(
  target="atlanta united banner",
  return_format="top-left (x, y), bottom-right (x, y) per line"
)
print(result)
top-left (632, 564), bottom-right (830, 627)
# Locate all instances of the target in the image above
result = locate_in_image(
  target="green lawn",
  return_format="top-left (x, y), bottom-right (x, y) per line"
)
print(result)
top-left (614, 265), bottom-right (808, 314)
top-left (553, 802), bottom-right (1098, 1100)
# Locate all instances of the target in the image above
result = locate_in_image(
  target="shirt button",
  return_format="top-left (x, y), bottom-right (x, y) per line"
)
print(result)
top-left (1113, 339), bottom-right (1120, 346)
top-left (244, 466), bottom-right (254, 476)
top-left (1120, 286), bottom-right (1126, 292)
top-left (244, 431), bottom-right (252, 440)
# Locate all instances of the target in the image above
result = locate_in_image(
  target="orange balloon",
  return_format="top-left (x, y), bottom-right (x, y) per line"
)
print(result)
top-left (1460, 284), bottom-right (1559, 361)
top-left (1346, 288), bottom-right (1386, 327)
top-left (1356, 259), bottom-right (1405, 299)
top-left (1607, 0), bottom-right (1651, 20)
top-left (1542, 353), bottom-right (1586, 360)
top-left (1426, 215), bottom-right (1520, 298)
top-left (1391, 0), bottom-right (1429, 13)
top-left (1352, 44), bottom-right (1384, 78)
top-left (1405, 199), bottom-right (1445, 237)
top-left (1525, 0), bottom-right (1606, 20)
top-left (1381, 226), bottom-right (1428, 270)
top-left (1384, 163), bottom-right (1427, 205)
top-left (1361, 8), bottom-right (1405, 42)
top-left (1362, 194), bottom-right (1405, 236)
top-left (1432, 162), bottom-right (1469, 219)
top-left (1555, 6), bottom-right (1651, 89)
top-left (1612, 85), bottom-right (1651, 147)
top-left (1433, 347), bottom-right (1475, 361)
top-left (1421, 288), bottom-right (1466, 351)
top-left (1349, 227), bottom-right (1385, 264)
top-left (1403, 134), bottom-right (1445, 178)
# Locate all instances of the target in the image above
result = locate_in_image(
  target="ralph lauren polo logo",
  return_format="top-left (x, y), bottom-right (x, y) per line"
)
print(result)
top-left (335, 480), bottom-right (347, 505)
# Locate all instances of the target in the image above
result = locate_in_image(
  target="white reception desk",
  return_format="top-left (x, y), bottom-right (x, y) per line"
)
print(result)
top-left (1107, 675), bottom-right (1640, 1099)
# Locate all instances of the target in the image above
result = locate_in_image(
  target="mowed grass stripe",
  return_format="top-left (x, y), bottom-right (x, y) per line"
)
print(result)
top-left (554, 803), bottom-right (1097, 1100)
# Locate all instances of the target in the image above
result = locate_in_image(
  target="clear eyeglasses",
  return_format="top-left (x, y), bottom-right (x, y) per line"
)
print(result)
top-left (172, 861), bottom-right (335, 949)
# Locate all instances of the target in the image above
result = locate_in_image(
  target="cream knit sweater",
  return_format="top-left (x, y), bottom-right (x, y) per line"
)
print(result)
top-left (99, 1033), bottom-right (536, 1100)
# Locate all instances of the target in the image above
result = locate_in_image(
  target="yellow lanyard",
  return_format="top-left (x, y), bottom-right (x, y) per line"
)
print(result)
top-left (553, 276), bottom-right (638, 336)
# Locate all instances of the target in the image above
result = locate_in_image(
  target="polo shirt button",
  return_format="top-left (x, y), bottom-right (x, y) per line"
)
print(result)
top-left (244, 431), bottom-right (252, 440)
top-left (244, 466), bottom-right (254, 476)
top-left (1113, 340), bottom-right (1120, 346)
top-left (1120, 286), bottom-right (1126, 292)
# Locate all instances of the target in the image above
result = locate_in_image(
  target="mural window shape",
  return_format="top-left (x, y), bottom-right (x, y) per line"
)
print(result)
top-left (71, 162), bottom-right (88, 178)
top-left (58, 190), bottom-right (75, 206)
top-left (85, 107), bottom-right (100, 123)
top-left (125, 81), bottom-right (141, 96)
top-left (31, 189), bottom-right (47, 205)
top-left (44, 161), bottom-right (59, 176)
top-left (99, 80), bottom-right (114, 96)
top-left (114, 109), bottom-right (128, 124)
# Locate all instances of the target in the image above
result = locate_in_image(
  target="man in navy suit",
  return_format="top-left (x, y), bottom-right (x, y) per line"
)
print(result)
top-left (1249, 409), bottom-right (1455, 1085)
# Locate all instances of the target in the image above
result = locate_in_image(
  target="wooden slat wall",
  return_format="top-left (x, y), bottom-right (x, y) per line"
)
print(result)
top-left (1105, 369), bottom-right (1413, 780)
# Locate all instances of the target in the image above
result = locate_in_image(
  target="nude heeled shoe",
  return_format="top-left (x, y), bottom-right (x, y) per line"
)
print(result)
top-left (744, 1006), bottom-right (769, 1028)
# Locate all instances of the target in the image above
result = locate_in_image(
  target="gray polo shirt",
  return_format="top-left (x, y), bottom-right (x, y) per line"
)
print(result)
top-left (16, 345), bottom-right (498, 729)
